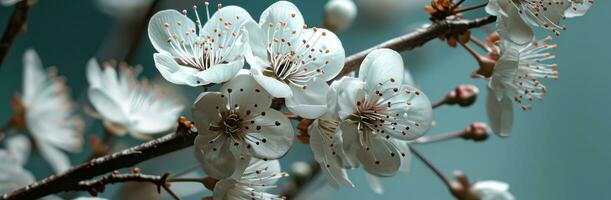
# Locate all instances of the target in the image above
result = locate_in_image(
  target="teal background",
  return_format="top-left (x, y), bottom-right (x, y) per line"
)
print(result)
top-left (0, 0), bottom-right (609, 199)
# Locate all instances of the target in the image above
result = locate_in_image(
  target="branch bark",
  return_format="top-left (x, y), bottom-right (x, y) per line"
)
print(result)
top-left (0, 0), bottom-right (33, 70)
top-left (0, 16), bottom-right (496, 200)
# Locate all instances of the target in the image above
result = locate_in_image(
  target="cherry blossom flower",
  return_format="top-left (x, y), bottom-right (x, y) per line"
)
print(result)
top-left (0, 0), bottom-right (20, 6)
top-left (148, 3), bottom-right (254, 86)
top-left (332, 48), bottom-right (433, 177)
top-left (0, 150), bottom-right (34, 195)
top-left (244, 1), bottom-right (345, 119)
top-left (95, 0), bottom-right (154, 19)
top-left (212, 158), bottom-right (288, 200)
top-left (324, 0), bottom-right (358, 32)
top-left (87, 59), bottom-right (184, 139)
top-left (193, 72), bottom-right (294, 179)
top-left (486, 0), bottom-right (593, 44)
top-left (470, 180), bottom-right (516, 200)
top-left (18, 49), bottom-right (83, 173)
top-left (487, 37), bottom-right (557, 136)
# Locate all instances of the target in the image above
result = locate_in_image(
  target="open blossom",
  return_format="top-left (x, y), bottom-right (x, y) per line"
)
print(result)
top-left (487, 37), bottom-right (557, 136)
top-left (0, 150), bottom-right (34, 194)
top-left (245, 1), bottom-right (345, 119)
top-left (148, 3), bottom-right (254, 86)
top-left (486, 0), bottom-right (593, 44)
top-left (17, 49), bottom-right (82, 173)
top-left (308, 113), bottom-right (353, 188)
top-left (213, 158), bottom-right (288, 200)
top-left (193, 72), bottom-right (294, 179)
top-left (470, 181), bottom-right (516, 200)
top-left (87, 59), bottom-right (184, 139)
top-left (331, 48), bottom-right (432, 177)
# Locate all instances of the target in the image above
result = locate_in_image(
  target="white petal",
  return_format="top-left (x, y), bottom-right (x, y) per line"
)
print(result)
top-left (202, 5), bottom-right (254, 41)
top-left (356, 134), bottom-right (401, 177)
top-left (88, 88), bottom-right (129, 124)
top-left (129, 105), bottom-right (183, 134)
top-left (194, 134), bottom-right (235, 179)
top-left (285, 80), bottom-right (330, 119)
top-left (22, 49), bottom-right (46, 105)
top-left (297, 28), bottom-right (346, 81)
top-left (565, 1), bottom-right (592, 18)
top-left (153, 53), bottom-right (205, 86)
top-left (358, 48), bottom-right (404, 91)
top-left (148, 10), bottom-right (196, 55)
top-left (221, 73), bottom-right (273, 116)
top-left (86, 58), bottom-right (103, 88)
top-left (366, 173), bottom-right (384, 194)
top-left (195, 60), bottom-right (244, 84)
top-left (0, 151), bottom-right (35, 194)
top-left (309, 120), bottom-right (353, 188)
top-left (192, 92), bottom-right (227, 133)
top-left (471, 180), bottom-right (515, 200)
top-left (250, 67), bottom-right (292, 98)
top-left (387, 86), bottom-right (434, 140)
top-left (245, 109), bottom-right (294, 159)
top-left (331, 77), bottom-right (366, 120)
top-left (259, 1), bottom-right (305, 42)
top-left (38, 142), bottom-right (72, 174)
top-left (244, 20), bottom-right (269, 66)
top-left (496, 4), bottom-right (533, 45)
top-left (486, 88), bottom-right (513, 137)
top-left (212, 178), bottom-right (237, 200)
top-left (6, 135), bottom-right (31, 166)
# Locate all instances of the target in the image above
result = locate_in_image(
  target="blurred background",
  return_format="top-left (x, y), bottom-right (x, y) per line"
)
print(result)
top-left (0, 0), bottom-right (609, 199)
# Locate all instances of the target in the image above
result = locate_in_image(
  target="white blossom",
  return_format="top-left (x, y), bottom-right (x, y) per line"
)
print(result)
top-left (87, 59), bottom-right (184, 139)
top-left (487, 37), bottom-right (557, 136)
top-left (324, 0), bottom-right (358, 32)
top-left (95, 0), bottom-right (154, 19)
top-left (20, 49), bottom-right (82, 173)
top-left (148, 3), bottom-right (254, 86)
top-left (486, 0), bottom-right (593, 44)
top-left (470, 181), bottom-right (516, 200)
top-left (244, 1), bottom-right (345, 119)
top-left (0, 150), bottom-right (34, 194)
top-left (213, 158), bottom-right (288, 200)
top-left (0, 0), bottom-right (20, 6)
top-left (193, 72), bottom-right (294, 179)
top-left (332, 48), bottom-right (432, 177)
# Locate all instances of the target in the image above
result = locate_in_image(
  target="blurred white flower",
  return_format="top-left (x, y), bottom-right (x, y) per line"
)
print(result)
top-left (193, 72), bottom-right (294, 179)
top-left (324, 0), bottom-right (358, 32)
top-left (470, 181), bottom-right (516, 200)
top-left (486, 0), bottom-right (593, 44)
top-left (354, 0), bottom-right (423, 21)
top-left (86, 59), bottom-right (184, 139)
top-left (244, 1), bottom-right (345, 119)
top-left (4, 135), bottom-right (30, 166)
top-left (19, 49), bottom-right (82, 173)
top-left (0, 0), bottom-right (20, 6)
top-left (332, 48), bottom-right (432, 177)
top-left (148, 3), bottom-right (254, 86)
top-left (95, 0), bottom-right (154, 19)
top-left (487, 37), bottom-right (557, 136)
top-left (0, 150), bottom-right (34, 194)
top-left (212, 158), bottom-right (288, 200)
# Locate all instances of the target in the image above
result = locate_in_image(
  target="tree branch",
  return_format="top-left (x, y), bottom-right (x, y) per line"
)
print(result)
top-left (74, 172), bottom-right (177, 199)
top-left (0, 16), bottom-right (496, 200)
top-left (0, 0), bottom-right (34, 70)
top-left (330, 15), bottom-right (496, 82)
top-left (0, 117), bottom-right (197, 200)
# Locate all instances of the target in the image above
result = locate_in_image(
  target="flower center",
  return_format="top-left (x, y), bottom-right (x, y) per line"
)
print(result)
top-left (222, 113), bottom-right (242, 135)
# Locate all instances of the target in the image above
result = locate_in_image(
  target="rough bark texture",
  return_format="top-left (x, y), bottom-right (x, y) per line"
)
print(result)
top-left (0, 0), bottom-right (33, 70)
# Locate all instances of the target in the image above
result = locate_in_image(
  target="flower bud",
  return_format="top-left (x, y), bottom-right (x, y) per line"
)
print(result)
top-left (446, 84), bottom-right (479, 107)
top-left (291, 161), bottom-right (313, 180)
top-left (324, 0), bottom-right (357, 32)
top-left (461, 122), bottom-right (490, 142)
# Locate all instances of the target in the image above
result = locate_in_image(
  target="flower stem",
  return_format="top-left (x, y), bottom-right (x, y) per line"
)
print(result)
top-left (451, 0), bottom-right (467, 11)
top-left (459, 41), bottom-right (482, 61)
top-left (469, 36), bottom-right (488, 51)
top-left (453, 3), bottom-right (488, 14)
top-left (411, 131), bottom-right (464, 144)
top-left (409, 146), bottom-right (453, 190)
top-left (432, 98), bottom-right (448, 109)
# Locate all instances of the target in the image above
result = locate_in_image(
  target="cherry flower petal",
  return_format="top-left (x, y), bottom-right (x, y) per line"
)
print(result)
top-left (86, 59), bottom-right (103, 88)
top-left (129, 105), bottom-right (183, 134)
top-left (387, 86), bottom-right (434, 140)
top-left (192, 92), bottom-right (227, 133)
top-left (355, 134), bottom-right (401, 177)
top-left (488, 0), bottom-right (534, 45)
top-left (88, 88), bottom-right (129, 124)
top-left (6, 135), bottom-right (31, 166)
top-left (331, 77), bottom-right (366, 120)
top-left (358, 48), bottom-right (404, 92)
top-left (0, 151), bottom-right (35, 194)
top-left (244, 109), bottom-right (293, 159)
top-left (22, 49), bottom-right (46, 105)
top-left (221, 73), bottom-right (273, 116)
top-left (153, 53), bottom-right (205, 86)
top-left (38, 142), bottom-right (72, 174)
top-left (565, 0), bottom-right (593, 18)
top-left (259, 1), bottom-right (305, 43)
top-left (194, 134), bottom-right (235, 179)
top-left (201, 5), bottom-right (254, 54)
top-left (244, 21), bottom-right (269, 66)
top-left (366, 173), bottom-right (384, 194)
top-left (148, 10), bottom-right (196, 55)
top-left (309, 120), bottom-right (353, 188)
top-left (285, 80), bottom-right (330, 119)
top-left (250, 66), bottom-right (293, 98)
top-left (296, 28), bottom-right (346, 81)
top-left (195, 59), bottom-right (245, 84)
top-left (471, 180), bottom-right (515, 200)
top-left (486, 88), bottom-right (513, 137)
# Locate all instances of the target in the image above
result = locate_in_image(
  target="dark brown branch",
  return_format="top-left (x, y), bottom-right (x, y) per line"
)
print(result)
top-left (1, 16), bottom-right (497, 200)
top-left (0, 0), bottom-right (34, 69)
top-left (330, 15), bottom-right (496, 82)
top-left (123, 0), bottom-right (160, 62)
top-left (74, 172), bottom-right (172, 198)
top-left (0, 117), bottom-right (197, 200)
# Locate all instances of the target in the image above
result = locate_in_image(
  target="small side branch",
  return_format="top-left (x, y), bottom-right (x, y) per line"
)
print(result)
top-left (74, 172), bottom-right (180, 200)
top-left (0, 0), bottom-right (34, 69)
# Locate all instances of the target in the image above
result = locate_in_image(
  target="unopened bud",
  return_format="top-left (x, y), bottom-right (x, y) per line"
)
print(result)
top-left (324, 0), bottom-right (357, 32)
top-left (291, 161), bottom-right (312, 180)
top-left (446, 84), bottom-right (479, 107)
top-left (461, 122), bottom-right (490, 142)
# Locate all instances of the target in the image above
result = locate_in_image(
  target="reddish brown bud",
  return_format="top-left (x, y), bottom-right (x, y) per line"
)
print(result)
top-left (446, 84), bottom-right (479, 107)
top-left (461, 122), bottom-right (490, 142)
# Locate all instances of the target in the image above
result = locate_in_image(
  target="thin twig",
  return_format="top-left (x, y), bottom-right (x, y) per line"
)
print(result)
top-left (409, 146), bottom-right (453, 189)
top-left (1, 16), bottom-right (497, 200)
top-left (452, 3), bottom-right (488, 15)
top-left (411, 131), bottom-right (464, 144)
top-left (75, 172), bottom-right (171, 198)
top-left (0, 0), bottom-right (34, 69)
top-left (330, 16), bottom-right (496, 82)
